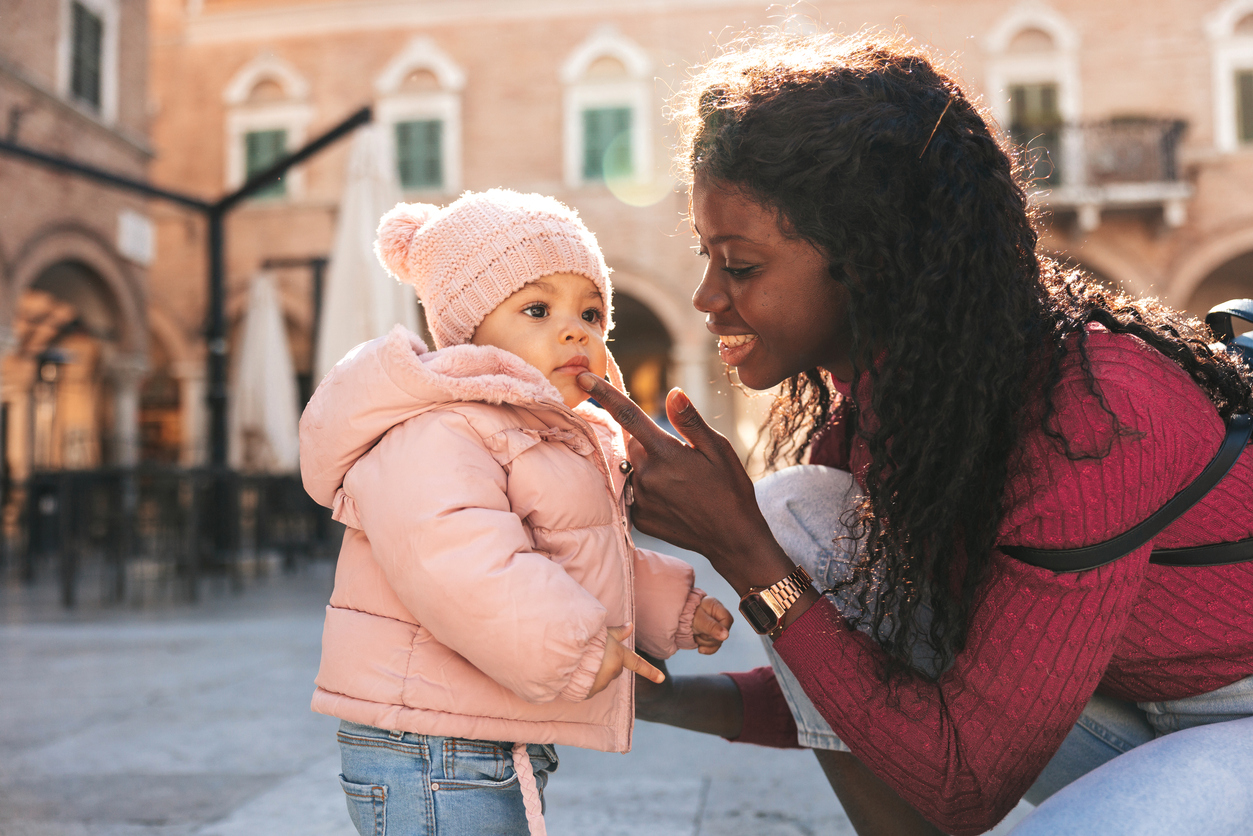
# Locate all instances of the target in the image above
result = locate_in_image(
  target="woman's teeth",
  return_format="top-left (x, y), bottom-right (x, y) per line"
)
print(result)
top-left (719, 334), bottom-right (757, 348)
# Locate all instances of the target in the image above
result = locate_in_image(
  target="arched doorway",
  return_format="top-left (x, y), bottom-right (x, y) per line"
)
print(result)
top-left (1184, 251), bottom-right (1253, 321)
top-left (4, 260), bottom-right (124, 477)
top-left (611, 292), bottom-right (673, 418)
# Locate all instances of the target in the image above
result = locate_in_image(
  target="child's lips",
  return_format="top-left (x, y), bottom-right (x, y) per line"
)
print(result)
top-left (555, 356), bottom-right (591, 374)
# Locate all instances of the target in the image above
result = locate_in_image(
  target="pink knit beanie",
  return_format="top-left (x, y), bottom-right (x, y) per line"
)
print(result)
top-left (375, 189), bottom-right (613, 350)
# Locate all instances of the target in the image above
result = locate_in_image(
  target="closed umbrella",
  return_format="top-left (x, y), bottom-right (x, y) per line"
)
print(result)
top-left (314, 123), bottom-right (419, 381)
top-left (228, 272), bottom-right (301, 472)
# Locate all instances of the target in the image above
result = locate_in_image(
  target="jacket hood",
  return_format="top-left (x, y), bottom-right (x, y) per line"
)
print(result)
top-left (300, 324), bottom-right (622, 507)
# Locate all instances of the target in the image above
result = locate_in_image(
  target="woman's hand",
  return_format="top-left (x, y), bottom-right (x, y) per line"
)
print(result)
top-left (579, 374), bottom-right (796, 595)
top-left (587, 623), bottom-right (664, 698)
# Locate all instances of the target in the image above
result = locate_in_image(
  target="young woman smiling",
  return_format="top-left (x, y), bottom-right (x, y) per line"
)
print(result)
top-left (578, 31), bottom-right (1253, 836)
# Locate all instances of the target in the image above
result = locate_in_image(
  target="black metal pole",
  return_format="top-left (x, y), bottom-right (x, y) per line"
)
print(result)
top-left (206, 206), bottom-right (228, 467)
top-left (0, 137), bottom-right (212, 211)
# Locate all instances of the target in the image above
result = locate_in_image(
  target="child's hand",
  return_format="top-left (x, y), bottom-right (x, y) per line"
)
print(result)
top-left (588, 623), bottom-right (665, 698)
top-left (692, 596), bottom-right (733, 655)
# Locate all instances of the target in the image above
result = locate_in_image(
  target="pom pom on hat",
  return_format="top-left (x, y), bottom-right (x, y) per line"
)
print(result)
top-left (374, 189), bottom-right (613, 350)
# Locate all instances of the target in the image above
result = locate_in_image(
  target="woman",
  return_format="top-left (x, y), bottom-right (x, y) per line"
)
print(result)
top-left (577, 31), bottom-right (1253, 836)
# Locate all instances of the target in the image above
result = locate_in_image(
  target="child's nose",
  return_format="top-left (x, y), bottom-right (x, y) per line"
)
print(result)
top-left (560, 318), bottom-right (590, 343)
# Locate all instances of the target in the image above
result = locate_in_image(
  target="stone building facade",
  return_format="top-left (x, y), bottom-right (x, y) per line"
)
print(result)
top-left (0, 0), bottom-right (154, 480)
top-left (139, 0), bottom-right (1253, 464)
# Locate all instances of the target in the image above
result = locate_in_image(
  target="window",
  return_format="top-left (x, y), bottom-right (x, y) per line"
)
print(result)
top-left (562, 27), bottom-right (652, 189)
top-left (395, 119), bottom-right (443, 190)
top-left (70, 1), bottom-right (103, 109)
top-left (374, 38), bottom-right (464, 195)
top-left (582, 107), bottom-right (631, 181)
top-left (58, 0), bottom-right (118, 121)
top-left (1207, 2), bottom-right (1253, 152)
top-left (1009, 83), bottom-right (1062, 184)
top-left (244, 129), bottom-right (287, 197)
top-left (1240, 70), bottom-right (1253, 144)
top-left (223, 54), bottom-right (313, 197)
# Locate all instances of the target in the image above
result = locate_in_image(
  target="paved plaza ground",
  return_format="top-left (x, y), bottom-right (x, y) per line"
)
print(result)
top-left (0, 537), bottom-right (1033, 835)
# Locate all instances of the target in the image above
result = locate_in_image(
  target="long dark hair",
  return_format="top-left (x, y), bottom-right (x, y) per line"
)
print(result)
top-left (675, 31), bottom-right (1253, 680)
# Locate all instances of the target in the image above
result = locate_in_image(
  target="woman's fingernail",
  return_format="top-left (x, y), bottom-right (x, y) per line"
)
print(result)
top-left (577, 372), bottom-right (597, 391)
top-left (672, 389), bottom-right (691, 411)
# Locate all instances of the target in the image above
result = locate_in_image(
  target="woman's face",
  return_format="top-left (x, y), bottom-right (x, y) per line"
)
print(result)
top-left (691, 175), bottom-right (854, 389)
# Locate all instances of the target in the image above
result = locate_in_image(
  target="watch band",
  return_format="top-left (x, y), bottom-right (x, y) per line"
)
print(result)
top-left (742, 564), bottom-right (814, 639)
top-left (763, 564), bottom-right (813, 624)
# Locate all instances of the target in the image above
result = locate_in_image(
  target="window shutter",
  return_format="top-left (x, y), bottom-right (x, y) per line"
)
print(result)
top-left (70, 2), bottom-right (103, 110)
top-left (395, 120), bottom-right (443, 190)
top-left (1008, 83), bottom-right (1062, 185)
top-left (245, 130), bottom-right (288, 197)
top-left (1239, 71), bottom-right (1253, 145)
top-left (582, 107), bottom-right (632, 181)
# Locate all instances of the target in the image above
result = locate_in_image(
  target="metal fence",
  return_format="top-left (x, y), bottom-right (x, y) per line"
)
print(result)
top-left (7, 467), bottom-right (338, 608)
top-left (1021, 117), bottom-right (1187, 189)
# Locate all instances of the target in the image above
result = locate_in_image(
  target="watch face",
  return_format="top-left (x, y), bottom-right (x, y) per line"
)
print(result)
top-left (739, 593), bottom-right (780, 635)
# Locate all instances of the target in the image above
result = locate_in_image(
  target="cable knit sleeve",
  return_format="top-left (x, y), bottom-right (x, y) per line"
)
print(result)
top-left (763, 333), bottom-right (1253, 835)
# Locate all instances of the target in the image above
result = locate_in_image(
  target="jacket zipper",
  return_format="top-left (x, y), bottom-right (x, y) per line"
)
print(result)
top-left (529, 399), bottom-right (636, 752)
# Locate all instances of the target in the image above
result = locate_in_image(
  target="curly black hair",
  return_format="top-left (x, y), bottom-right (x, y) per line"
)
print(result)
top-left (674, 31), bottom-right (1253, 681)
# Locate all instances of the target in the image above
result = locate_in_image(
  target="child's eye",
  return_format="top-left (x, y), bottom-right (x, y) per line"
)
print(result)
top-left (523, 303), bottom-right (548, 318)
top-left (582, 308), bottom-right (603, 324)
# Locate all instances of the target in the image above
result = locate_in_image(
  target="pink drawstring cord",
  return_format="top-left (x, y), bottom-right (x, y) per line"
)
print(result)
top-left (512, 741), bottom-right (547, 836)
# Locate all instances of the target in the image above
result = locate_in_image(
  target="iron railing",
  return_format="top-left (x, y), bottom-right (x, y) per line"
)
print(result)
top-left (1019, 117), bottom-right (1187, 189)
top-left (9, 467), bottom-right (337, 608)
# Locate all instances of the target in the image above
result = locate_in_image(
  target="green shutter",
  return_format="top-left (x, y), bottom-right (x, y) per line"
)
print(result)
top-left (245, 129), bottom-right (287, 197)
top-left (1239, 71), bottom-right (1253, 145)
top-left (395, 120), bottom-right (443, 190)
top-left (582, 107), bottom-right (632, 181)
top-left (1008, 83), bottom-right (1062, 185)
top-left (70, 2), bottom-right (103, 109)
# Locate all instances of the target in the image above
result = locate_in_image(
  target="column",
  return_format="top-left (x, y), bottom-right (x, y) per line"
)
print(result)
top-left (110, 355), bottom-right (147, 467)
top-left (173, 360), bottom-right (207, 467)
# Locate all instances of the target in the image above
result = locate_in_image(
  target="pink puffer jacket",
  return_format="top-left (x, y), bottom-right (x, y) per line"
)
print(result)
top-left (300, 325), bottom-right (703, 753)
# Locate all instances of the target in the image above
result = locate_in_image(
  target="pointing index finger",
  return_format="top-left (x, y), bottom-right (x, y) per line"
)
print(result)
top-left (577, 372), bottom-right (671, 453)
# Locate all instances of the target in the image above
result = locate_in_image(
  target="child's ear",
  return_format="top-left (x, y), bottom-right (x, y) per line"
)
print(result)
top-left (375, 202), bottom-right (440, 284)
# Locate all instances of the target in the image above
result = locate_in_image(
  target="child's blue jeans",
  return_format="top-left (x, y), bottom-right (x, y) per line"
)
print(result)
top-left (756, 464), bottom-right (1253, 836)
top-left (337, 720), bottom-right (558, 836)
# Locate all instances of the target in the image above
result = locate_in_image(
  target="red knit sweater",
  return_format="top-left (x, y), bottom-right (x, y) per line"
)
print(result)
top-left (727, 329), bottom-right (1253, 835)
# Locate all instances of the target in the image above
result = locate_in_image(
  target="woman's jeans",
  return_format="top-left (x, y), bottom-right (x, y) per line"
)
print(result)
top-left (336, 720), bottom-right (558, 836)
top-left (756, 464), bottom-right (1253, 835)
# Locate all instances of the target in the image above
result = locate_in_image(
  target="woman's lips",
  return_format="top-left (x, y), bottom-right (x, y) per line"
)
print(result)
top-left (717, 334), bottom-right (758, 365)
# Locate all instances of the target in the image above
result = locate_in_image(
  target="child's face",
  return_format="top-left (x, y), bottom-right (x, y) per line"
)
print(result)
top-left (472, 272), bottom-right (609, 408)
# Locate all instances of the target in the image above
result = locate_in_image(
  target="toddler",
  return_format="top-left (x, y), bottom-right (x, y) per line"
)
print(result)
top-left (300, 189), bottom-right (732, 836)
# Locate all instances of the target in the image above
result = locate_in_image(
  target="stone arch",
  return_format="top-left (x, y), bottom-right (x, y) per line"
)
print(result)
top-left (608, 267), bottom-right (711, 414)
top-left (560, 25), bottom-right (651, 85)
top-left (1043, 238), bottom-right (1161, 299)
top-left (374, 36), bottom-right (466, 95)
top-left (223, 53), bottom-right (310, 106)
top-left (1168, 224), bottom-right (1253, 309)
top-left (1176, 249), bottom-right (1253, 320)
top-left (6, 224), bottom-right (147, 356)
top-left (984, 4), bottom-right (1080, 55)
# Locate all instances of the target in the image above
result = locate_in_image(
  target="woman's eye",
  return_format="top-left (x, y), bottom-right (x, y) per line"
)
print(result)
top-left (582, 308), bottom-right (603, 324)
top-left (523, 303), bottom-right (548, 318)
top-left (723, 264), bottom-right (756, 278)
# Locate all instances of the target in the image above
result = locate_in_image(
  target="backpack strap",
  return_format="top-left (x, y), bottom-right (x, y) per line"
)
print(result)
top-left (1002, 413), bottom-right (1252, 573)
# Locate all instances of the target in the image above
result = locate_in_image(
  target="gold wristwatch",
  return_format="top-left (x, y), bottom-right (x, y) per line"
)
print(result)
top-left (738, 565), bottom-right (814, 640)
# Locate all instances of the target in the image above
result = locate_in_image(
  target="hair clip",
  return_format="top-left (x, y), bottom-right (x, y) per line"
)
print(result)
top-left (919, 96), bottom-right (954, 159)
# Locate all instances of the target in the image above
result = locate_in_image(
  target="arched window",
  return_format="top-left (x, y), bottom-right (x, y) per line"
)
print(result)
top-left (1207, 0), bottom-right (1253, 152)
top-left (223, 54), bottom-right (314, 199)
top-left (374, 37), bottom-right (465, 195)
top-left (57, 0), bottom-right (120, 121)
top-left (561, 27), bottom-right (652, 188)
top-left (985, 8), bottom-right (1081, 187)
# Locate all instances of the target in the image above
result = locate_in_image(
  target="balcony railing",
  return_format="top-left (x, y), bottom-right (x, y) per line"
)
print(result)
top-left (1020, 118), bottom-right (1192, 230)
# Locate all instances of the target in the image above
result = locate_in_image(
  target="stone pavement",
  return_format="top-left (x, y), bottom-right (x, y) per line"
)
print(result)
top-left (0, 538), bottom-right (1033, 835)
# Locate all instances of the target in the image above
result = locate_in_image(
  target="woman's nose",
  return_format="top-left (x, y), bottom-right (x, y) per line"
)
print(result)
top-left (692, 267), bottom-right (729, 314)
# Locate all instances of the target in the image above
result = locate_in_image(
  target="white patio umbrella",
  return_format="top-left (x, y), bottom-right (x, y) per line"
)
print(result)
top-left (228, 272), bottom-right (301, 473)
top-left (314, 123), bottom-right (419, 382)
